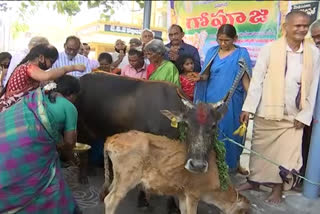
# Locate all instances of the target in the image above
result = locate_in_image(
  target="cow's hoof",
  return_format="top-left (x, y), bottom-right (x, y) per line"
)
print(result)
top-left (78, 176), bottom-right (89, 184)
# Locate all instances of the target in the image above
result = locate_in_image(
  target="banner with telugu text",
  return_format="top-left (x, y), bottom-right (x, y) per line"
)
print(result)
top-left (170, 1), bottom-right (280, 66)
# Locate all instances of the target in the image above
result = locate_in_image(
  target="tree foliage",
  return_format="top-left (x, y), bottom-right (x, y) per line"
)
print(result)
top-left (10, 0), bottom-right (145, 38)
top-left (18, 0), bottom-right (145, 19)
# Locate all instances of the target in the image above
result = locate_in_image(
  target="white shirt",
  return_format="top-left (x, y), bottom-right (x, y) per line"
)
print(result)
top-left (242, 42), bottom-right (320, 125)
top-left (52, 52), bottom-right (91, 78)
top-left (112, 52), bottom-right (129, 69)
top-left (4, 49), bottom-right (29, 86)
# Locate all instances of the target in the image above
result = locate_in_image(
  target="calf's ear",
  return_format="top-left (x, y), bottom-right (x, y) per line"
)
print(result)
top-left (160, 110), bottom-right (184, 122)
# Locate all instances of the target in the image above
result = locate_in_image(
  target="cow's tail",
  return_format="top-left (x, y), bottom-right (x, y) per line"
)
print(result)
top-left (100, 148), bottom-right (113, 201)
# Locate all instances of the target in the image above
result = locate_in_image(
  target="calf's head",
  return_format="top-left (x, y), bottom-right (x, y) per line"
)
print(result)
top-left (161, 97), bottom-right (227, 173)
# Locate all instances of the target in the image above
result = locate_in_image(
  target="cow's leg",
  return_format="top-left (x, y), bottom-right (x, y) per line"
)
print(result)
top-left (185, 195), bottom-right (198, 214)
top-left (78, 151), bottom-right (89, 184)
top-left (178, 195), bottom-right (187, 214)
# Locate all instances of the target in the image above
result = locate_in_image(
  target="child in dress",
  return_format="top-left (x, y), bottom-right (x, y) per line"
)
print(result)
top-left (176, 55), bottom-right (198, 101)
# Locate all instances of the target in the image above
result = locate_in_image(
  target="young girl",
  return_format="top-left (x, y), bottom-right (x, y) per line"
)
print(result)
top-left (176, 55), bottom-right (198, 101)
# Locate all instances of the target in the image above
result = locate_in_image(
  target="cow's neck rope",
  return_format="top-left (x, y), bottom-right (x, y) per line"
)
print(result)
top-left (178, 122), bottom-right (230, 191)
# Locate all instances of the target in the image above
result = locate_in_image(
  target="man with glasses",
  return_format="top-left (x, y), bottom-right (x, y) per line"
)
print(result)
top-left (52, 36), bottom-right (91, 78)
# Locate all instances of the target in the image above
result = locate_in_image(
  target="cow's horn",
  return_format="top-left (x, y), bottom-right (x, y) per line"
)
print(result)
top-left (210, 92), bottom-right (229, 109)
top-left (181, 98), bottom-right (195, 109)
top-left (209, 100), bottom-right (224, 109)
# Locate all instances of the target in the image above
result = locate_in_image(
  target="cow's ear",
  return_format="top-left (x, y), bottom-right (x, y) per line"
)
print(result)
top-left (160, 110), bottom-right (184, 122)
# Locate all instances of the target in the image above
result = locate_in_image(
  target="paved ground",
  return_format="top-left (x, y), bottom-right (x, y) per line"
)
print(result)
top-left (62, 165), bottom-right (320, 214)
top-left (62, 120), bottom-right (320, 213)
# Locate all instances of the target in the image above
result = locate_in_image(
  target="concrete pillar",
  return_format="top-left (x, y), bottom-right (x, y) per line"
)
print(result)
top-left (143, 1), bottom-right (152, 29)
top-left (303, 82), bottom-right (320, 199)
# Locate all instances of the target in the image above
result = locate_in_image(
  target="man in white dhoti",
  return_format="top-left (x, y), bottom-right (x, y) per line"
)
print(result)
top-left (237, 11), bottom-right (320, 203)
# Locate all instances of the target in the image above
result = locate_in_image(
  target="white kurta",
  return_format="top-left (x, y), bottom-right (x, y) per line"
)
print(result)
top-left (242, 42), bottom-right (320, 125)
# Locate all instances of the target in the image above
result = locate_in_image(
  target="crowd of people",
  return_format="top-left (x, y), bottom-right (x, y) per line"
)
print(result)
top-left (0, 9), bottom-right (320, 213)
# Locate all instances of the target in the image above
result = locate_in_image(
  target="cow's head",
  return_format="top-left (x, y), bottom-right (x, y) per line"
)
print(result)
top-left (161, 96), bottom-right (228, 174)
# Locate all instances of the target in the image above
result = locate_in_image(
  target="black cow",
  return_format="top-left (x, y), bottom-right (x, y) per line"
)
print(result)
top-left (76, 72), bottom-right (183, 142)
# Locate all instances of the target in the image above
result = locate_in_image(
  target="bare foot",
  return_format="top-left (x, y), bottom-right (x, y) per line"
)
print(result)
top-left (237, 165), bottom-right (249, 176)
top-left (236, 182), bottom-right (259, 191)
top-left (265, 184), bottom-right (282, 204)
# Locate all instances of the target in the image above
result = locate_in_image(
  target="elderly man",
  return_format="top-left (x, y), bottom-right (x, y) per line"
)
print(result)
top-left (81, 43), bottom-right (99, 70)
top-left (299, 19), bottom-right (320, 181)
top-left (237, 11), bottom-right (320, 203)
top-left (165, 24), bottom-right (201, 72)
top-left (141, 29), bottom-right (154, 47)
top-left (121, 48), bottom-right (147, 79)
top-left (311, 19), bottom-right (320, 48)
top-left (4, 36), bottom-right (49, 86)
top-left (52, 36), bottom-right (91, 78)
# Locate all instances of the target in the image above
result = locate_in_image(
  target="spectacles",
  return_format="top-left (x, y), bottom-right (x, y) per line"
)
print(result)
top-left (66, 46), bottom-right (79, 54)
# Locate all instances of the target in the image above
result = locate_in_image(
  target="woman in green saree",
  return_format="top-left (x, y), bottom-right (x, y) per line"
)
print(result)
top-left (145, 39), bottom-right (181, 87)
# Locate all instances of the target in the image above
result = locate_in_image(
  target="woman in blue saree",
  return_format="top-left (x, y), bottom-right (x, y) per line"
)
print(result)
top-left (194, 24), bottom-right (252, 173)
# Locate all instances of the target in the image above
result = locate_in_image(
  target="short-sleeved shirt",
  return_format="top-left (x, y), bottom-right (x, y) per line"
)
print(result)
top-left (51, 52), bottom-right (91, 78)
top-left (45, 95), bottom-right (78, 134)
top-left (121, 63), bottom-right (148, 79)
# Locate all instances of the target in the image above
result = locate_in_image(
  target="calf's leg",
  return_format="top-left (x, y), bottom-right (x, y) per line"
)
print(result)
top-left (104, 173), bottom-right (140, 214)
top-left (186, 195), bottom-right (198, 214)
top-left (104, 155), bottom-right (143, 214)
top-left (178, 195), bottom-right (187, 214)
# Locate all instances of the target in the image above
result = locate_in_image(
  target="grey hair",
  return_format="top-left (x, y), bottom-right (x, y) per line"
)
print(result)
top-left (142, 28), bottom-right (155, 37)
top-left (311, 19), bottom-right (320, 31)
top-left (144, 39), bottom-right (169, 56)
top-left (28, 36), bottom-right (49, 50)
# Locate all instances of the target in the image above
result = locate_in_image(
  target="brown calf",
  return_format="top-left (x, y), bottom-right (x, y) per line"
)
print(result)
top-left (102, 130), bottom-right (250, 214)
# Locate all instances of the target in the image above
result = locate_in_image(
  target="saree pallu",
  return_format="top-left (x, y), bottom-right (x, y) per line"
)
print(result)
top-left (148, 60), bottom-right (181, 87)
top-left (0, 88), bottom-right (79, 214)
top-left (194, 46), bottom-right (252, 170)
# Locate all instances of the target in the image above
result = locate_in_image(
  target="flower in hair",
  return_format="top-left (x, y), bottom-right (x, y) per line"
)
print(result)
top-left (43, 82), bottom-right (57, 92)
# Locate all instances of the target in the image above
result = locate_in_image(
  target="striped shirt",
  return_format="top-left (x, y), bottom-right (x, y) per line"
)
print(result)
top-left (52, 52), bottom-right (91, 78)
